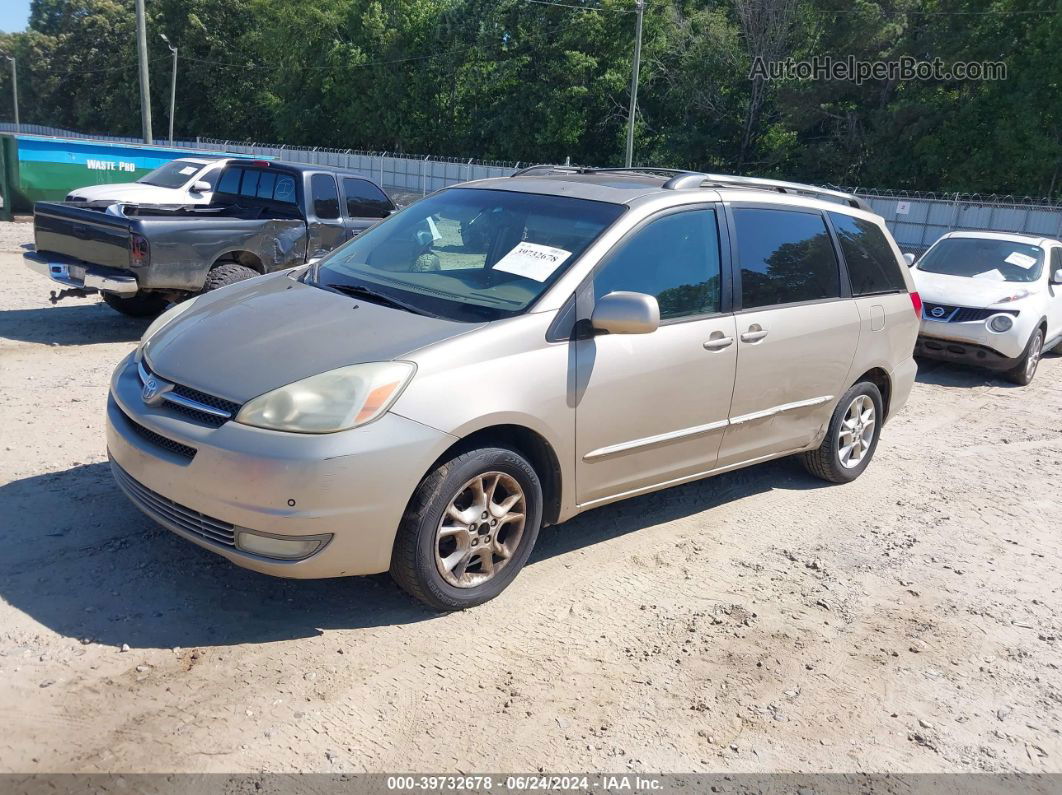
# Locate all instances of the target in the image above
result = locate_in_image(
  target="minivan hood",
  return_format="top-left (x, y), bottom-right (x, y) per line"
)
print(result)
top-left (144, 273), bottom-right (481, 403)
top-left (912, 268), bottom-right (1028, 307)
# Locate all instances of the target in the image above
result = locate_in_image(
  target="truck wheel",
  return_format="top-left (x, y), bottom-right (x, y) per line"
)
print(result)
top-left (101, 292), bottom-right (169, 317)
top-left (390, 446), bottom-right (543, 611)
top-left (202, 263), bottom-right (258, 293)
top-left (800, 382), bottom-right (884, 484)
top-left (1006, 328), bottom-right (1043, 386)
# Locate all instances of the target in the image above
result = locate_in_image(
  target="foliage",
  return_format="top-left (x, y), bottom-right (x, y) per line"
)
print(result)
top-left (0, 0), bottom-right (1058, 196)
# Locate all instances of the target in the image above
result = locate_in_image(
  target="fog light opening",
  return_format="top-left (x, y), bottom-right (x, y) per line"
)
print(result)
top-left (235, 529), bottom-right (332, 560)
top-left (987, 314), bottom-right (1014, 333)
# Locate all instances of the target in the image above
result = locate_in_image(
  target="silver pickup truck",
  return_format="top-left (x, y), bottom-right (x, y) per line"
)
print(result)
top-left (24, 160), bottom-right (396, 316)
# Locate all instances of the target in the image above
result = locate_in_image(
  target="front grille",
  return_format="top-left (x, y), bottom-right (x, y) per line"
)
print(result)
top-left (112, 461), bottom-right (236, 547)
top-left (923, 303), bottom-right (1019, 323)
top-left (120, 406), bottom-right (197, 460)
top-left (140, 361), bottom-right (241, 428)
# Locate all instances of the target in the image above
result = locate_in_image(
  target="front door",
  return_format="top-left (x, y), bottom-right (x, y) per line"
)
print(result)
top-left (574, 207), bottom-right (737, 506)
top-left (306, 173), bottom-right (347, 259)
top-left (719, 205), bottom-right (860, 466)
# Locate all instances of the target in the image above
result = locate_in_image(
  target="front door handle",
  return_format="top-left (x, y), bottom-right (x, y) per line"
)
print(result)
top-left (703, 335), bottom-right (734, 350)
top-left (740, 328), bottom-right (769, 343)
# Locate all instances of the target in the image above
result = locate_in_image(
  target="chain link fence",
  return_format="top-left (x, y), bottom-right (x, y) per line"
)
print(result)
top-left (4, 122), bottom-right (1061, 250)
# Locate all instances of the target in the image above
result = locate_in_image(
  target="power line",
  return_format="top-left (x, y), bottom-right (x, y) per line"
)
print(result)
top-left (522, 0), bottom-right (630, 12)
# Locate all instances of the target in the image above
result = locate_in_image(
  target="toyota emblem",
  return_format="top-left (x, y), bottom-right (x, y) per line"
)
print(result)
top-left (142, 377), bottom-right (161, 403)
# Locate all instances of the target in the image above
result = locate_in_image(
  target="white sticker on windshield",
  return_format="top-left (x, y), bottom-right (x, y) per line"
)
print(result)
top-left (493, 242), bottom-right (572, 282)
top-left (1004, 251), bottom-right (1037, 269)
top-left (974, 268), bottom-right (1007, 281)
top-left (178, 166), bottom-right (197, 176)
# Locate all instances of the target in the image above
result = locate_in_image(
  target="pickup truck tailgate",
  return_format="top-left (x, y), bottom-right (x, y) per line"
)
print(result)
top-left (33, 202), bottom-right (133, 270)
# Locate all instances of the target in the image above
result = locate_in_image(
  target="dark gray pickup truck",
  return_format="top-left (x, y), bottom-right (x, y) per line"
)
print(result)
top-left (24, 160), bottom-right (396, 315)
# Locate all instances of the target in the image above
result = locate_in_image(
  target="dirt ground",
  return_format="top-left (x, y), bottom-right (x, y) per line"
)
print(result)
top-left (0, 217), bottom-right (1060, 775)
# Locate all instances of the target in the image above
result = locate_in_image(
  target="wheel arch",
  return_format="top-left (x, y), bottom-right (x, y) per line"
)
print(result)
top-left (211, 250), bottom-right (265, 274)
top-left (851, 366), bottom-right (892, 420)
top-left (429, 423), bottom-right (564, 526)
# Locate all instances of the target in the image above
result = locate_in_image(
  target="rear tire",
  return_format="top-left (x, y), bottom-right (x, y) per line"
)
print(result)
top-left (390, 446), bottom-right (543, 611)
top-left (101, 291), bottom-right (168, 317)
top-left (1006, 329), bottom-right (1043, 386)
top-left (202, 262), bottom-right (259, 293)
top-left (800, 382), bottom-right (884, 484)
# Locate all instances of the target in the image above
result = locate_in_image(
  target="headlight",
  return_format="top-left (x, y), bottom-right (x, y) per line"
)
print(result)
top-left (235, 362), bottom-right (415, 433)
top-left (135, 297), bottom-right (198, 361)
top-left (988, 314), bottom-right (1014, 333)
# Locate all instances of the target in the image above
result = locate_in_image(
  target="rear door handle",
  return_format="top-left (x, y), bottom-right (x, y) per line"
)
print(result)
top-left (740, 329), bottom-right (769, 343)
top-left (703, 336), bottom-right (734, 350)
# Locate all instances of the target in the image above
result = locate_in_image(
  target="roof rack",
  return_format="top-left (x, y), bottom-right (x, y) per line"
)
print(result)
top-left (662, 171), bottom-right (871, 212)
top-left (510, 165), bottom-right (697, 179)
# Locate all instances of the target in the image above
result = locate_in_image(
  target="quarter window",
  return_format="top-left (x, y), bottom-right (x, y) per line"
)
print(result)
top-left (311, 174), bottom-right (341, 219)
top-left (829, 212), bottom-right (907, 295)
top-left (343, 178), bottom-right (393, 218)
top-left (733, 208), bottom-right (840, 309)
top-left (593, 209), bottom-right (722, 320)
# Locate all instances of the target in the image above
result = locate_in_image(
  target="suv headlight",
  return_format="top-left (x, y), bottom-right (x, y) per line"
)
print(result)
top-left (988, 314), bottom-right (1014, 333)
top-left (235, 362), bottom-right (415, 433)
top-left (136, 297), bottom-right (198, 361)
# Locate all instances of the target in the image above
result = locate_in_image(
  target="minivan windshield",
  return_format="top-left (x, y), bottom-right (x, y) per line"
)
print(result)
top-left (137, 160), bottom-right (211, 189)
top-left (917, 238), bottom-right (1044, 283)
top-left (309, 188), bottom-right (625, 321)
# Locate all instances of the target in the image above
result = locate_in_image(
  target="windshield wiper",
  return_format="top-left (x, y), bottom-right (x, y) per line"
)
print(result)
top-left (321, 282), bottom-right (437, 317)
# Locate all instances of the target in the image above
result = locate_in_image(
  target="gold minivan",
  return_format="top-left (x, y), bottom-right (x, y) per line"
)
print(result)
top-left (107, 168), bottom-right (920, 610)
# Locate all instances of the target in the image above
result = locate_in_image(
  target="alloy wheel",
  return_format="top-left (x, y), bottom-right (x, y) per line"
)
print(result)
top-left (838, 394), bottom-right (876, 469)
top-left (434, 472), bottom-right (526, 588)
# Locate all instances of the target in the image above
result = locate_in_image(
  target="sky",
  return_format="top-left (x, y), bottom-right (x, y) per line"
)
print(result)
top-left (1, 0), bottom-right (31, 33)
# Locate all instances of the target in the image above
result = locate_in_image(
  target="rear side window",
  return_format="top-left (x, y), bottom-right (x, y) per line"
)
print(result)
top-left (733, 208), bottom-right (839, 309)
top-left (593, 209), bottom-right (722, 320)
top-left (343, 178), bottom-right (393, 218)
top-left (829, 212), bottom-right (906, 295)
top-left (311, 174), bottom-right (341, 219)
top-left (215, 167), bottom-right (296, 205)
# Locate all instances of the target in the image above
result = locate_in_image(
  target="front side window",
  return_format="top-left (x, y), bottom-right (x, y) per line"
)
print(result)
top-left (312, 188), bottom-right (624, 322)
top-left (917, 237), bottom-right (1044, 283)
top-left (829, 212), bottom-right (907, 296)
top-left (311, 174), bottom-right (341, 219)
top-left (592, 209), bottom-right (722, 320)
top-left (343, 178), bottom-right (393, 218)
top-left (734, 208), bottom-right (840, 309)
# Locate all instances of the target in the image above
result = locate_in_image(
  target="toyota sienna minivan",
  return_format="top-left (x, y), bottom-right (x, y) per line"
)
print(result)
top-left (107, 167), bottom-right (920, 610)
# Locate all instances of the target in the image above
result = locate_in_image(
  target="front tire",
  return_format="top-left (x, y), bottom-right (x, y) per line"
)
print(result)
top-left (101, 291), bottom-right (168, 317)
top-left (390, 446), bottom-right (543, 611)
top-left (800, 382), bottom-right (884, 484)
top-left (1006, 328), bottom-right (1043, 386)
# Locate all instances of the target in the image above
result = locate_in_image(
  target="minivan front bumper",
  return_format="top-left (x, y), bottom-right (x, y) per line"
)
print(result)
top-left (106, 353), bottom-right (457, 577)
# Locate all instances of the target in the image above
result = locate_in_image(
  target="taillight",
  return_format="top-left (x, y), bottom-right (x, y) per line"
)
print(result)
top-left (129, 233), bottom-right (149, 267)
top-left (909, 291), bottom-right (922, 317)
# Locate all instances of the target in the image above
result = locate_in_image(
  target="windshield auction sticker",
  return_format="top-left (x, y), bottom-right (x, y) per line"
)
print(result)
top-left (1004, 251), bottom-right (1038, 269)
top-left (493, 242), bottom-right (573, 282)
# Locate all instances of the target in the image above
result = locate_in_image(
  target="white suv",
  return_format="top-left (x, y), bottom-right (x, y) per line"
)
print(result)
top-left (911, 231), bottom-right (1062, 384)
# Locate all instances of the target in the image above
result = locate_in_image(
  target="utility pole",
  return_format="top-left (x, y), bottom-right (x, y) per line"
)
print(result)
top-left (134, 0), bottom-right (153, 143)
top-left (624, 0), bottom-right (645, 168)
top-left (1, 54), bottom-right (17, 132)
top-left (161, 34), bottom-right (177, 144)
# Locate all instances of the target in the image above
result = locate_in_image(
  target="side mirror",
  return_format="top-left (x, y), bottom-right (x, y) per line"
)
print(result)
top-left (191, 180), bottom-right (212, 193)
top-left (591, 291), bottom-right (660, 335)
top-left (903, 252), bottom-right (916, 267)
top-left (1052, 268), bottom-right (1062, 285)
